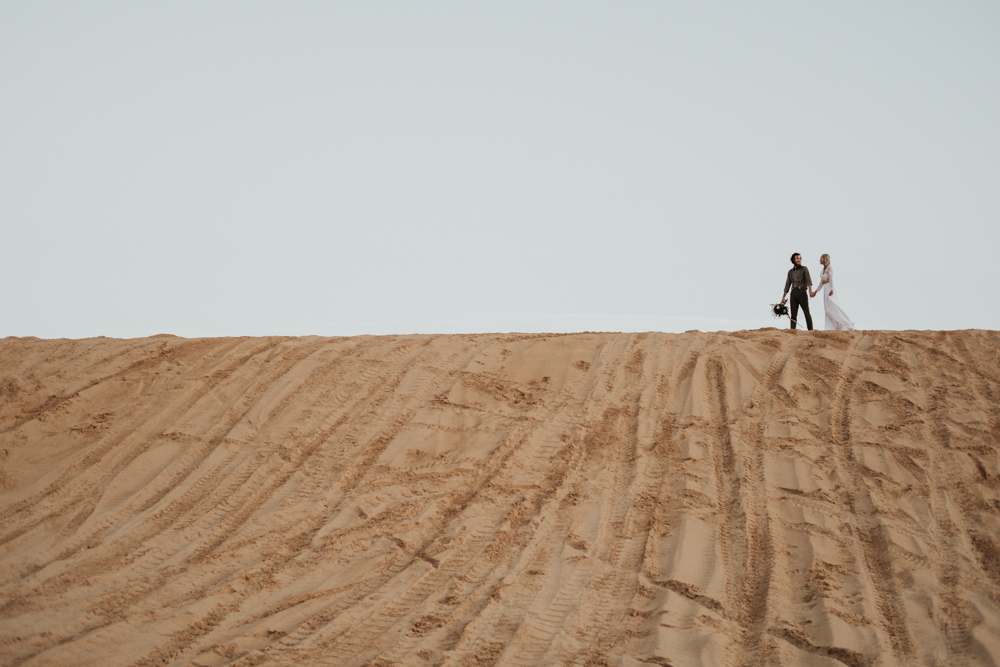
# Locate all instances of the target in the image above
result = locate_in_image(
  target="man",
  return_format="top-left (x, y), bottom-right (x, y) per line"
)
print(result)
top-left (781, 253), bottom-right (813, 330)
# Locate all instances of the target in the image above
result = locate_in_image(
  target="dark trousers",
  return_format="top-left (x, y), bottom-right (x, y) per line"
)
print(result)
top-left (789, 287), bottom-right (813, 330)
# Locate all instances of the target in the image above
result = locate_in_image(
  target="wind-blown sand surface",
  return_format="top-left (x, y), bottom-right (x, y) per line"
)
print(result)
top-left (1, 330), bottom-right (999, 667)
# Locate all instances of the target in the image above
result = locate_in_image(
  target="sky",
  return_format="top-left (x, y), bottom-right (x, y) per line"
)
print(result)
top-left (2, 2), bottom-right (998, 338)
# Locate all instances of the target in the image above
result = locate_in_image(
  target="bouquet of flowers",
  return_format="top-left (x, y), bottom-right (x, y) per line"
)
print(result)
top-left (771, 302), bottom-right (789, 318)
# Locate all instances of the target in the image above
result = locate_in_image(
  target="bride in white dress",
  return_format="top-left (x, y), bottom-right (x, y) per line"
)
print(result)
top-left (810, 254), bottom-right (855, 331)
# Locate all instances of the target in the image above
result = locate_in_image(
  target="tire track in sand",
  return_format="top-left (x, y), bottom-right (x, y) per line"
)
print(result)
top-left (366, 337), bottom-right (621, 666)
top-left (0, 339), bottom-right (329, 664)
top-left (829, 334), bottom-right (913, 663)
top-left (196, 340), bottom-right (499, 666)
top-left (707, 341), bottom-right (787, 667)
top-left (723, 338), bottom-right (800, 666)
top-left (128, 338), bottom-right (464, 667)
top-left (455, 336), bottom-right (624, 667)
top-left (924, 331), bottom-right (1000, 663)
top-left (0, 338), bottom-right (290, 599)
top-left (924, 384), bottom-right (975, 665)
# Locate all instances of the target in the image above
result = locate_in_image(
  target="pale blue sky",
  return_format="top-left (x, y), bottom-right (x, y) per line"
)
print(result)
top-left (2, 2), bottom-right (998, 338)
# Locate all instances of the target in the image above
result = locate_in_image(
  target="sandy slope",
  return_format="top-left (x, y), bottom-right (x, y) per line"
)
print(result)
top-left (1, 330), bottom-right (999, 667)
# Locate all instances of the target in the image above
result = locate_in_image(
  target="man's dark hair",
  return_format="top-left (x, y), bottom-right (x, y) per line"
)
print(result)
top-left (790, 253), bottom-right (801, 264)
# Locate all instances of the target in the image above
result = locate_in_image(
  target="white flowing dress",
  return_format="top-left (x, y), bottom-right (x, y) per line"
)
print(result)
top-left (818, 266), bottom-right (855, 331)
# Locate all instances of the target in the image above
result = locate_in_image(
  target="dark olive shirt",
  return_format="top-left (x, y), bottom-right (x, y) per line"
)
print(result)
top-left (784, 265), bottom-right (812, 293)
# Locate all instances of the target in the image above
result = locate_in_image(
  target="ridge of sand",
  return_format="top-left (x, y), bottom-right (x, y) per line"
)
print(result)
top-left (1, 330), bottom-right (999, 667)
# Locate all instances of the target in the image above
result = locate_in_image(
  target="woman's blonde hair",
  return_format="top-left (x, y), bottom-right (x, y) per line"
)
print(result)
top-left (820, 253), bottom-right (831, 266)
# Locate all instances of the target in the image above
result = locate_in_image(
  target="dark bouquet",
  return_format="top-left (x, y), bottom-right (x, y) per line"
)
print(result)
top-left (771, 302), bottom-right (789, 318)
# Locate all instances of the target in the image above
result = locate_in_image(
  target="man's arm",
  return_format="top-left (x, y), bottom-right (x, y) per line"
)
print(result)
top-left (803, 267), bottom-right (813, 287)
top-left (782, 270), bottom-right (791, 302)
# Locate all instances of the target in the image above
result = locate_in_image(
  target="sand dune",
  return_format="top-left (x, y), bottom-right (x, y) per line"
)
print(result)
top-left (1, 330), bottom-right (999, 667)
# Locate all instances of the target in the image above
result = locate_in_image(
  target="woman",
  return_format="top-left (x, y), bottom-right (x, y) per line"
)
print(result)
top-left (810, 254), bottom-right (855, 331)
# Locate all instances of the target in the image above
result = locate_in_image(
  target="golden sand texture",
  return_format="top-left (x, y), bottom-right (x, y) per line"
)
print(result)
top-left (1, 330), bottom-right (999, 667)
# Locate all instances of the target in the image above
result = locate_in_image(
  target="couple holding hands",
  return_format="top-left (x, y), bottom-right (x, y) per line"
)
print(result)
top-left (780, 252), bottom-right (855, 331)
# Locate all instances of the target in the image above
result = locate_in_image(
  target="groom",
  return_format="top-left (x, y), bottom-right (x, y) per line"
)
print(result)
top-left (781, 253), bottom-right (813, 330)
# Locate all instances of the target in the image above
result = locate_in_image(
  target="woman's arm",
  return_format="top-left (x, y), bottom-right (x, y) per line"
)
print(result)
top-left (811, 267), bottom-right (827, 297)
